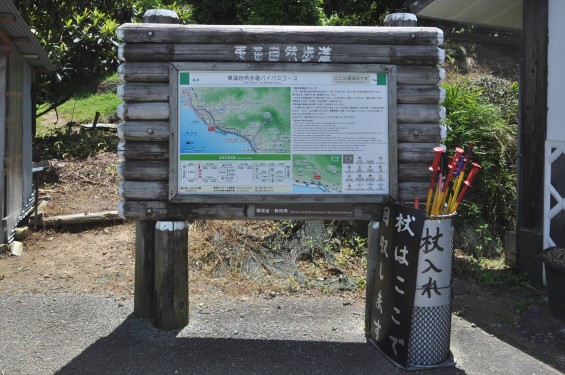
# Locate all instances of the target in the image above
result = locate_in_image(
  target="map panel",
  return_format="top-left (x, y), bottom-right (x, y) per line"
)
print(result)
top-left (176, 70), bottom-right (390, 196)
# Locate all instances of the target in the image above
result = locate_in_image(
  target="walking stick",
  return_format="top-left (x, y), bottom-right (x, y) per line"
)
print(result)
top-left (448, 142), bottom-right (474, 212)
top-left (433, 147), bottom-right (464, 215)
top-left (449, 162), bottom-right (481, 213)
top-left (425, 146), bottom-right (444, 216)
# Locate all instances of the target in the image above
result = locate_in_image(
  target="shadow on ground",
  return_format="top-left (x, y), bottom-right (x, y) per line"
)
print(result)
top-left (54, 314), bottom-right (464, 375)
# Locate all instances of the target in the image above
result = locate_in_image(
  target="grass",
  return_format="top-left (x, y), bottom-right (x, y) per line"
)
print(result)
top-left (37, 73), bottom-right (122, 133)
top-left (56, 92), bottom-right (121, 124)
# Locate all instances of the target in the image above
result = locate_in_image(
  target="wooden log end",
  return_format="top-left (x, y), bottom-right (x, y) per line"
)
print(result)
top-left (437, 47), bottom-right (445, 65)
top-left (439, 67), bottom-right (446, 83)
top-left (118, 43), bottom-right (126, 62)
top-left (155, 221), bottom-right (187, 231)
top-left (117, 83), bottom-right (125, 100)
top-left (118, 201), bottom-right (126, 219)
top-left (117, 103), bottom-right (125, 120)
top-left (143, 9), bottom-right (180, 24)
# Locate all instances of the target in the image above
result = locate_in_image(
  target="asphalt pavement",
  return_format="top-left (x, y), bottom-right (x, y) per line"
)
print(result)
top-left (0, 293), bottom-right (562, 375)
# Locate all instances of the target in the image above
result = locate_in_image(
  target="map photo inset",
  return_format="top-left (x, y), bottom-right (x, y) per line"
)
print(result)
top-left (292, 154), bottom-right (342, 193)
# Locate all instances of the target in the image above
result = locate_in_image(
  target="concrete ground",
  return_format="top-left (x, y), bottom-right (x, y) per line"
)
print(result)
top-left (0, 293), bottom-right (562, 375)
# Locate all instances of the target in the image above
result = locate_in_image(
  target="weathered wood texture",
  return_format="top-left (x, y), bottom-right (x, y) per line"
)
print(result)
top-left (117, 23), bottom-right (445, 219)
top-left (118, 24), bottom-right (444, 46)
top-left (117, 62), bottom-right (445, 85)
top-left (119, 43), bottom-right (444, 66)
top-left (134, 220), bottom-right (156, 319)
top-left (153, 221), bottom-right (189, 330)
top-left (40, 211), bottom-right (121, 227)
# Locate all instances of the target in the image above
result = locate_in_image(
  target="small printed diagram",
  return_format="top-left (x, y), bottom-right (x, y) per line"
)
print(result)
top-left (292, 154), bottom-right (342, 193)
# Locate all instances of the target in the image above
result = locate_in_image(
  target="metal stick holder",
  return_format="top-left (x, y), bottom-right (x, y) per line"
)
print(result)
top-left (366, 208), bottom-right (456, 370)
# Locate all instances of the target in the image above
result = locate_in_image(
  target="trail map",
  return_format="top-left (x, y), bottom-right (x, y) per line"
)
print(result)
top-left (176, 70), bottom-right (390, 195)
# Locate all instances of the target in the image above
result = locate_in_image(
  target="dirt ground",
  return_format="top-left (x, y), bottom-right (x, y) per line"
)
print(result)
top-left (0, 153), bottom-right (564, 372)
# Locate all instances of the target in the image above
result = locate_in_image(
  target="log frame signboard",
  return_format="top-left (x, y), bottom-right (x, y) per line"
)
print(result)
top-left (169, 62), bottom-right (397, 205)
top-left (116, 11), bottom-right (446, 330)
top-left (117, 22), bottom-right (445, 221)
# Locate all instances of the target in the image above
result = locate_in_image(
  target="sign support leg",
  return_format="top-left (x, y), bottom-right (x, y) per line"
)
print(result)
top-left (154, 221), bottom-right (189, 330)
top-left (134, 220), bottom-right (156, 319)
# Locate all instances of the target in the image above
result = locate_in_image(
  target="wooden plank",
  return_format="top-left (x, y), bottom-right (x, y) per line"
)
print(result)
top-left (398, 142), bottom-right (436, 162)
top-left (118, 83), bottom-right (169, 102)
top-left (398, 163), bottom-right (430, 182)
top-left (118, 102), bottom-right (169, 121)
top-left (118, 201), bottom-right (382, 221)
top-left (398, 182), bottom-right (428, 203)
top-left (118, 23), bottom-right (444, 46)
top-left (397, 123), bottom-right (442, 143)
top-left (154, 221), bottom-right (188, 330)
top-left (119, 181), bottom-right (168, 200)
top-left (40, 211), bottom-right (121, 227)
top-left (397, 104), bottom-right (445, 123)
top-left (396, 66), bottom-right (445, 85)
top-left (397, 84), bottom-right (445, 104)
top-left (118, 160), bottom-right (169, 180)
top-left (119, 43), bottom-right (444, 66)
top-left (118, 62), bottom-right (170, 82)
top-left (118, 142), bottom-right (169, 161)
top-left (134, 220), bottom-right (156, 319)
top-left (117, 121), bottom-right (170, 142)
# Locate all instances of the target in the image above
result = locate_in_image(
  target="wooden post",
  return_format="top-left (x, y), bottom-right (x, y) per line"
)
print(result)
top-left (154, 221), bottom-right (189, 330)
top-left (134, 220), bottom-right (156, 319)
top-left (383, 12), bottom-right (418, 27)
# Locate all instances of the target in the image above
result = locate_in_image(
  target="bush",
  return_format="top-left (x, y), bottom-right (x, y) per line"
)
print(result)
top-left (470, 76), bottom-right (519, 125)
top-left (442, 79), bottom-right (517, 257)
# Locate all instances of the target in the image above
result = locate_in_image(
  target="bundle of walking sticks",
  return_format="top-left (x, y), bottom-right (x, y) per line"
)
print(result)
top-left (424, 143), bottom-right (481, 217)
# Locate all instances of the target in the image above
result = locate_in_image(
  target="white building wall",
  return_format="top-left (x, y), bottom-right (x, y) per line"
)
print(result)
top-left (544, 0), bottom-right (565, 249)
top-left (547, 0), bottom-right (565, 142)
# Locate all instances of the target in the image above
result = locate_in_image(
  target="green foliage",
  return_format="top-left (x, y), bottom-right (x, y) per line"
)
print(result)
top-left (34, 127), bottom-right (119, 160)
top-left (322, 0), bottom-right (396, 25)
top-left (14, 0), bottom-right (193, 116)
top-left (191, 0), bottom-right (323, 25)
top-left (455, 255), bottom-right (527, 288)
top-left (470, 76), bottom-right (519, 125)
top-left (442, 79), bottom-right (517, 256)
top-left (244, 0), bottom-right (324, 25)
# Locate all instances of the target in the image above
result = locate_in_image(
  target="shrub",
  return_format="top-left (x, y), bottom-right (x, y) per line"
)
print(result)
top-left (470, 76), bottom-right (519, 125)
top-left (442, 79), bottom-right (517, 257)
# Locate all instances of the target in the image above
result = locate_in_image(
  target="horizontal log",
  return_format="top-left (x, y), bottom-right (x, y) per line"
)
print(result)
top-left (398, 182), bottom-right (428, 203)
top-left (118, 142), bottom-right (169, 160)
top-left (396, 66), bottom-right (445, 85)
top-left (398, 163), bottom-right (432, 182)
top-left (397, 85), bottom-right (445, 104)
top-left (119, 43), bottom-right (444, 66)
top-left (117, 62), bottom-right (446, 86)
top-left (119, 181), bottom-right (168, 200)
top-left (397, 123), bottom-right (442, 143)
top-left (118, 102), bottom-right (169, 121)
top-left (118, 83), bottom-right (169, 102)
top-left (118, 62), bottom-right (170, 82)
top-left (118, 24), bottom-right (444, 46)
top-left (117, 121), bottom-right (170, 142)
top-left (397, 104), bottom-right (445, 123)
top-left (40, 211), bottom-right (121, 227)
top-left (117, 160), bottom-right (169, 180)
top-left (398, 142), bottom-right (436, 162)
top-left (118, 201), bottom-right (382, 220)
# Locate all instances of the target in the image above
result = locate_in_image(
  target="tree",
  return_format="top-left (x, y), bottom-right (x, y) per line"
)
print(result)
top-left (191, 0), bottom-right (323, 25)
top-left (322, 0), bottom-right (404, 26)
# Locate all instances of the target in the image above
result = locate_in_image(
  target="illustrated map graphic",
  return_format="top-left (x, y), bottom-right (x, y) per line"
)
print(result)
top-left (179, 87), bottom-right (291, 154)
